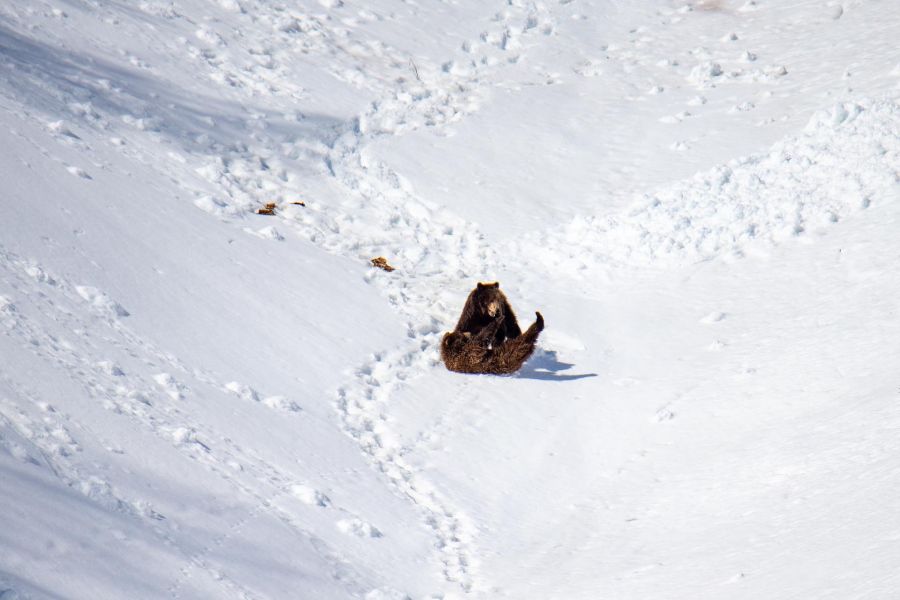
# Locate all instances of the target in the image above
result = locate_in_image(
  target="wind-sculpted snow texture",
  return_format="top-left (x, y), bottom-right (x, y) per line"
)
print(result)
top-left (2, 0), bottom-right (900, 599)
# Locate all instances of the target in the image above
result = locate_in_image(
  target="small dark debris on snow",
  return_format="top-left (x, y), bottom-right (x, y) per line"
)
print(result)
top-left (256, 202), bottom-right (277, 215)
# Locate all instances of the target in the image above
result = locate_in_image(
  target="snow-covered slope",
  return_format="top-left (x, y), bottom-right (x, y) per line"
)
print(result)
top-left (2, 1), bottom-right (899, 598)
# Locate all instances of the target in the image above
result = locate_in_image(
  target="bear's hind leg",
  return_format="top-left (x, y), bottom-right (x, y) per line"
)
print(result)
top-left (488, 312), bottom-right (544, 374)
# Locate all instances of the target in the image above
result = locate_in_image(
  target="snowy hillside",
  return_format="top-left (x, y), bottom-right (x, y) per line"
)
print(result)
top-left (2, 0), bottom-right (899, 598)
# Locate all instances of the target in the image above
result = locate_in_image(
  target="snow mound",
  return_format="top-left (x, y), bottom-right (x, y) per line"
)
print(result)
top-left (75, 285), bottom-right (130, 317)
top-left (522, 99), bottom-right (900, 269)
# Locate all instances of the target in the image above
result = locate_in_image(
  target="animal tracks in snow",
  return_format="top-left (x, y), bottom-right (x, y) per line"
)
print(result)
top-left (5, 0), bottom-right (900, 597)
top-left (290, 484), bottom-right (331, 508)
top-left (224, 381), bottom-right (301, 412)
top-left (0, 246), bottom-right (372, 596)
top-left (75, 285), bottom-right (129, 318)
top-left (153, 373), bottom-right (187, 401)
top-left (337, 517), bottom-right (383, 539)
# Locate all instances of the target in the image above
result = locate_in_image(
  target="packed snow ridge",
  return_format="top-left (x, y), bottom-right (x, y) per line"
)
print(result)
top-left (523, 100), bottom-right (900, 268)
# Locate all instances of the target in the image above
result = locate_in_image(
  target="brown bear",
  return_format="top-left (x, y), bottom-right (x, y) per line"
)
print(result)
top-left (452, 282), bottom-right (522, 348)
top-left (441, 312), bottom-right (544, 375)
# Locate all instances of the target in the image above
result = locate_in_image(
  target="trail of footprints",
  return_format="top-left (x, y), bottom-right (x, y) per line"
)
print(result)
top-left (7, 0), bottom-right (568, 596)
top-left (590, 3), bottom-right (790, 136)
top-left (0, 248), bottom-right (376, 598)
top-left (181, 3), bottom-right (563, 593)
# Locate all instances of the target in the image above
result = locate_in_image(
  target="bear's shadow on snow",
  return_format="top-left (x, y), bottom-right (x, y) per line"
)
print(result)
top-left (516, 349), bottom-right (597, 381)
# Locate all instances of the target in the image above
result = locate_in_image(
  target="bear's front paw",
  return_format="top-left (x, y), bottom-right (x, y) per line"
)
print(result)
top-left (535, 311), bottom-right (544, 331)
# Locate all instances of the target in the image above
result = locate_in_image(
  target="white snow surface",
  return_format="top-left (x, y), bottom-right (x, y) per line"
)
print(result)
top-left (2, 0), bottom-right (900, 598)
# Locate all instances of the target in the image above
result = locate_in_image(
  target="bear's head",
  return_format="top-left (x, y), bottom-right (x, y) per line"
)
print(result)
top-left (441, 331), bottom-right (469, 354)
top-left (474, 282), bottom-right (504, 318)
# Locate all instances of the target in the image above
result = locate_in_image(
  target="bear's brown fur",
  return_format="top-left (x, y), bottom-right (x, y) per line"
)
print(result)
top-left (452, 282), bottom-right (522, 348)
top-left (441, 312), bottom-right (544, 375)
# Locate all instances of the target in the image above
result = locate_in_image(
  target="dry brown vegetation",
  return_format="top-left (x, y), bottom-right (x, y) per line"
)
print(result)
top-left (370, 257), bottom-right (396, 272)
top-left (256, 202), bottom-right (277, 215)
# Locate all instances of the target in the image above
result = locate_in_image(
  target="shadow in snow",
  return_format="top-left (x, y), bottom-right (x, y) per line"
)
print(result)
top-left (516, 349), bottom-right (597, 381)
top-left (0, 24), bottom-right (346, 157)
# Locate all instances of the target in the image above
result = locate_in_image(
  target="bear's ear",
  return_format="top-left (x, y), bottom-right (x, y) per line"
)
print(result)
top-left (491, 282), bottom-right (500, 288)
top-left (477, 282), bottom-right (485, 289)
